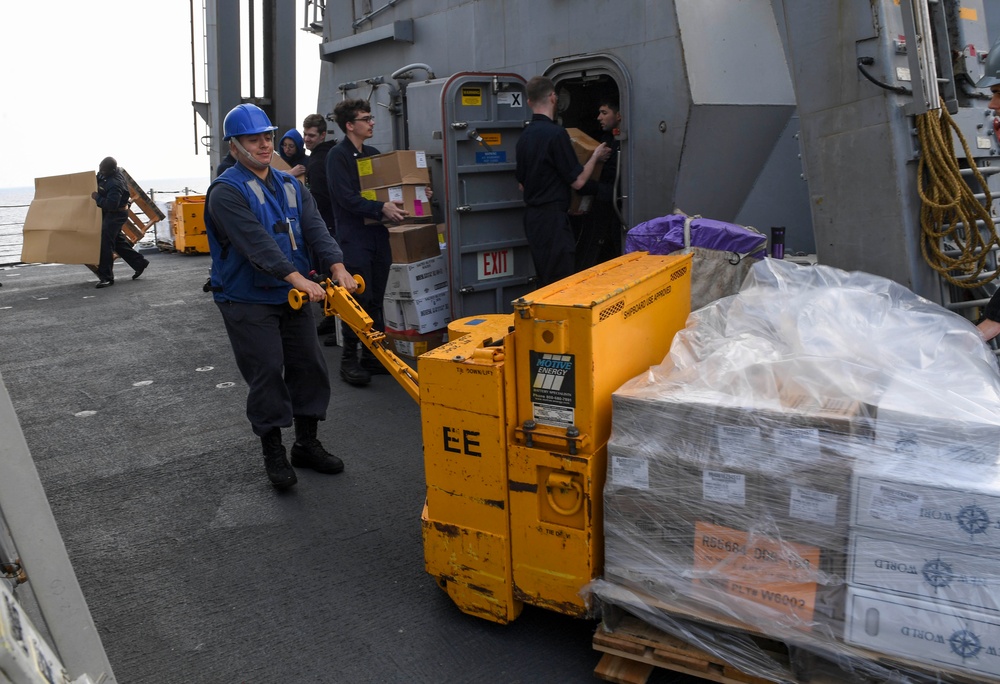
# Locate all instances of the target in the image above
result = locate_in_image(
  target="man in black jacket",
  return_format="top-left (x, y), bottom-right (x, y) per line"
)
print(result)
top-left (325, 99), bottom-right (408, 385)
top-left (91, 157), bottom-right (148, 288)
top-left (515, 77), bottom-right (608, 286)
top-left (303, 113), bottom-right (338, 236)
top-left (576, 97), bottom-right (624, 271)
top-left (302, 114), bottom-right (341, 338)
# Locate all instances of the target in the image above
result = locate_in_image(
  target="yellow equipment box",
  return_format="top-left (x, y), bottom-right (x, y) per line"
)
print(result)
top-left (171, 195), bottom-right (209, 254)
top-left (419, 252), bottom-right (692, 623)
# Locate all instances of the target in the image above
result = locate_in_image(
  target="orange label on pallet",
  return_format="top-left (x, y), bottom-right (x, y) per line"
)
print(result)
top-left (693, 521), bottom-right (820, 623)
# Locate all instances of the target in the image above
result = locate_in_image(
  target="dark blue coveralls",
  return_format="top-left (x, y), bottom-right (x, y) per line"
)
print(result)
top-left (515, 113), bottom-right (584, 287)
top-left (94, 169), bottom-right (147, 283)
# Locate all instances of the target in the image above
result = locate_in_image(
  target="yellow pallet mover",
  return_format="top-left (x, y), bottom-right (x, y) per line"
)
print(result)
top-left (291, 252), bottom-right (692, 624)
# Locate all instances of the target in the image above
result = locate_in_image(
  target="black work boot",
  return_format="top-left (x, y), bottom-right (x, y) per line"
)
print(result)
top-left (261, 428), bottom-right (297, 490)
top-left (339, 340), bottom-right (371, 386)
top-left (290, 417), bottom-right (345, 474)
top-left (360, 346), bottom-right (390, 376)
top-left (316, 314), bottom-right (338, 336)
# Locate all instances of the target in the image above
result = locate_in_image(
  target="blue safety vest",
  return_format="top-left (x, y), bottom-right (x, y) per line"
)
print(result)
top-left (205, 164), bottom-right (311, 304)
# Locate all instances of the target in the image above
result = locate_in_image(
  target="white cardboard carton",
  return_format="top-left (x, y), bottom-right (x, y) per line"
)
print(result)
top-left (845, 586), bottom-right (1000, 679)
top-left (850, 462), bottom-right (1000, 551)
top-left (848, 531), bottom-right (1000, 615)
top-left (385, 255), bottom-right (448, 300)
top-left (401, 290), bottom-right (450, 334)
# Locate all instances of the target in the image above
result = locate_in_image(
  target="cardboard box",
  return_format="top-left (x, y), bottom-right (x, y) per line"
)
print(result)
top-left (385, 255), bottom-right (449, 300)
top-left (361, 185), bottom-right (432, 220)
top-left (845, 587), bottom-right (1000, 679)
top-left (0, 582), bottom-right (70, 684)
top-left (401, 290), bottom-right (451, 334)
top-left (269, 152), bottom-right (305, 180)
top-left (388, 223), bottom-right (441, 264)
top-left (358, 150), bottom-right (430, 190)
top-left (875, 403), bottom-right (1000, 466)
top-left (566, 128), bottom-right (604, 214)
top-left (0, 584), bottom-right (38, 684)
top-left (382, 297), bottom-right (405, 331)
top-left (848, 530), bottom-right (1000, 615)
top-left (608, 391), bottom-right (862, 551)
top-left (851, 462), bottom-right (1000, 551)
top-left (384, 327), bottom-right (446, 359)
top-left (21, 171), bottom-right (102, 264)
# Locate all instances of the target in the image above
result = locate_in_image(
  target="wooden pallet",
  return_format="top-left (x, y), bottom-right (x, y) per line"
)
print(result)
top-left (593, 613), bottom-right (805, 684)
top-left (121, 168), bottom-right (166, 242)
top-left (593, 608), bottom-right (1000, 684)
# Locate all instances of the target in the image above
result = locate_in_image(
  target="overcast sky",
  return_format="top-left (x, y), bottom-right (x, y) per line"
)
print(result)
top-left (0, 2), bottom-right (320, 190)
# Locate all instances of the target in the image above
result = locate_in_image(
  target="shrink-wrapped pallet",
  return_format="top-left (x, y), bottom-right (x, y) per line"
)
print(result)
top-left (588, 258), bottom-right (1000, 682)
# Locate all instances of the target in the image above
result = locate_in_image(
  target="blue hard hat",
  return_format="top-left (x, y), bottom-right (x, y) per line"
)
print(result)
top-left (223, 104), bottom-right (278, 140)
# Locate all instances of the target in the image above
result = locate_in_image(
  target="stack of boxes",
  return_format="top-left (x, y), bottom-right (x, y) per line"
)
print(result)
top-left (358, 150), bottom-right (434, 221)
top-left (604, 389), bottom-right (872, 634)
top-left (605, 378), bottom-right (1000, 679)
top-left (361, 151), bottom-right (450, 357)
top-left (842, 396), bottom-right (1000, 679)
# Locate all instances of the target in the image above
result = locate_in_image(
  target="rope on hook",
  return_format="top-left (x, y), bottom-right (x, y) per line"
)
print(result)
top-left (915, 97), bottom-right (1000, 288)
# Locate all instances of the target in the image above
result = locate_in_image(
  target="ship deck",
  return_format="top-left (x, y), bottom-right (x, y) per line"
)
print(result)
top-left (0, 250), bottom-right (685, 683)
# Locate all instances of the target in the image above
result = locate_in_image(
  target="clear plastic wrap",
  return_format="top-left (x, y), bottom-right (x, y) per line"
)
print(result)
top-left (588, 258), bottom-right (1000, 682)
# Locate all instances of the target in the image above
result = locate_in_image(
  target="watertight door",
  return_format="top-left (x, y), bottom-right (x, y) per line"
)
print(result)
top-left (437, 73), bottom-right (533, 319)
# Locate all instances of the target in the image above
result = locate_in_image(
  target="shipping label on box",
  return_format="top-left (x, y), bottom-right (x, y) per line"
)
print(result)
top-left (848, 531), bottom-right (1000, 615)
top-left (357, 150), bottom-right (430, 190)
top-left (851, 469), bottom-right (1000, 551)
top-left (845, 587), bottom-right (1000, 679)
top-left (389, 223), bottom-right (441, 264)
top-left (693, 521), bottom-right (822, 624)
top-left (385, 254), bottom-right (449, 299)
top-left (401, 290), bottom-right (451, 334)
top-left (361, 185), bottom-right (431, 219)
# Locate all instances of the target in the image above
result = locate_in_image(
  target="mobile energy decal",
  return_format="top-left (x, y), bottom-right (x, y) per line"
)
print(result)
top-left (529, 351), bottom-right (576, 427)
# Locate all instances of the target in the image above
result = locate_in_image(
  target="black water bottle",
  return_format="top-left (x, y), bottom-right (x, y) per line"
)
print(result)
top-left (771, 226), bottom-right (785, 259)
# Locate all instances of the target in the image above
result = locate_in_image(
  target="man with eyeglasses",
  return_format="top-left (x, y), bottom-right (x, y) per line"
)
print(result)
top-left (326, 98), bottom-right (408, 386)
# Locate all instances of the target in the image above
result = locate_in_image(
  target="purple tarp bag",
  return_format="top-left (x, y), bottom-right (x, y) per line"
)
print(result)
top-left (625, 214), bottom-right (767, 260)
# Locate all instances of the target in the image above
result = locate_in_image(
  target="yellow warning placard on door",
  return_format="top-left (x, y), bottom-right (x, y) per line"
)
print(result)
top-left (461, 87), bottom-right (483, 106)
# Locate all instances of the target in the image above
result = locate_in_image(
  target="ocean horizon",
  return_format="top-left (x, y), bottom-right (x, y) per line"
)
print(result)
top-left (0, 175), bottom-right (210, 266)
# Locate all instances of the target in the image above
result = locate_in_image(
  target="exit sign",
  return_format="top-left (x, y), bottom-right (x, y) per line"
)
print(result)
top-left (477, 248), bottom-right (513, 280)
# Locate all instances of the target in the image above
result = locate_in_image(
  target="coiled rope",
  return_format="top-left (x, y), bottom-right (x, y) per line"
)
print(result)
top-left (915, 98), bottom-right (1000, 288)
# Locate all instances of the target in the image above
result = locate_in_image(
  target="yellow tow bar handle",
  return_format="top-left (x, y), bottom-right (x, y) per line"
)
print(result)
top-left (287, 274), bottom-right (420, 404)
top-left (288, 275), bottom-right (366, 310)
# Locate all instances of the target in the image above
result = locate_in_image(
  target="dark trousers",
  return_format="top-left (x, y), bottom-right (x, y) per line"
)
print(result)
top-left (216, 301), bottom-right (331, 436)
top-left (524, 206), bottom-right (575, 287)
top-left (340, 235), bottom-right (392, 347)
top-left (575, 200), bottom-right (623, 272)
top-left (97, 213), bottom-right (146, 281)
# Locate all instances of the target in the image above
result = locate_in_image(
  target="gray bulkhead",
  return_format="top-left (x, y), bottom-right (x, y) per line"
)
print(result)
top-left (315, 0), bottom-right (1000, 311)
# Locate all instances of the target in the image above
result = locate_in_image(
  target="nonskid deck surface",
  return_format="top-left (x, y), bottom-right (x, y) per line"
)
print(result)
top-left (0, 251), bottom-right (659, 683)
